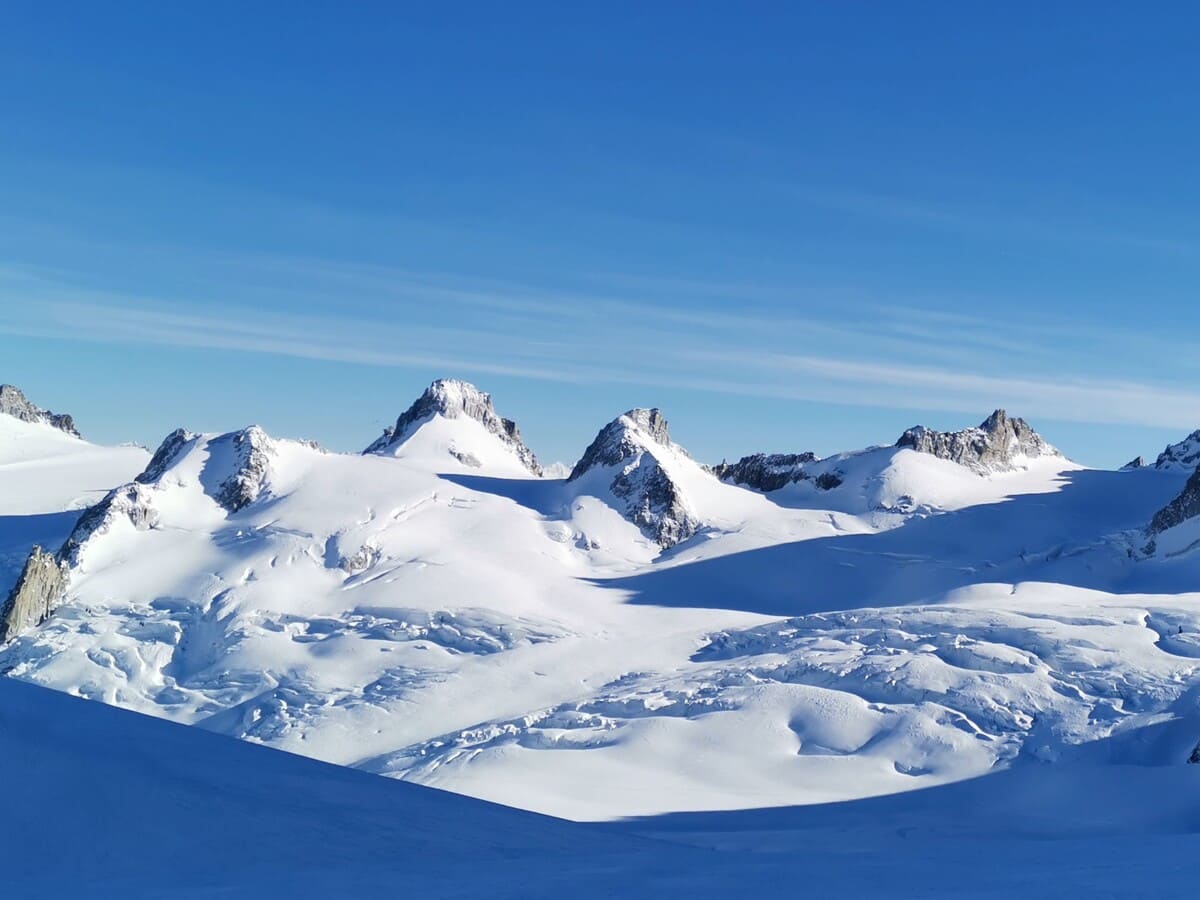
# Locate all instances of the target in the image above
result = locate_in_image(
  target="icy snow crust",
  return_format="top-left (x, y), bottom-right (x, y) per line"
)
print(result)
top-left (7, 395), bottom-right (1200, 835)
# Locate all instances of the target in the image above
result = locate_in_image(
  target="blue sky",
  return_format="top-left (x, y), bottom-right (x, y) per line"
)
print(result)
top-left (3, 2), bottom-right (1200, 466)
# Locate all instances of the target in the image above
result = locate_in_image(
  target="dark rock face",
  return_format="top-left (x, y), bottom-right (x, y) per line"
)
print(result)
top-left (1148, 467), bottom-right (1200, 538)
top-left (1122, 456), bottom-right (1146, 471)
top-left (896, 409), bottom-right (1057, 474)
top-left (137, 428), bottom-right (199, 484)
top-left (569, 409), bottom-right (699, 548)
top-left (710, 452), bottom-right (820, 493)
top-left (213, 427), bottom-right (275, 513)
top-left (0, 384), bottom-right (80, 437)
top-left (365, 379), bottom-right (541, 475)
top-left (0, 546), bottom-right (67, 643)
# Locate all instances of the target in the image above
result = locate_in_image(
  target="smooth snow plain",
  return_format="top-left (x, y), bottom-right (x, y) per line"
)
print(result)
top-left (4, 404), bottom-right (1200, 896)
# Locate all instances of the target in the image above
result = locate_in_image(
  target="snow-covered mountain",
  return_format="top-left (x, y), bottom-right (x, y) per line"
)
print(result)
top-left (1153, 429), bottom-right (1200, 472)
top-left (5, 380), bottom-right (1200, 828)
top-left (365, 378), bottom-right (541, 476)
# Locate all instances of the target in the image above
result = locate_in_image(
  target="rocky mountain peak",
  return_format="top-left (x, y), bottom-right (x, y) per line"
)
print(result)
top-left (895, 409), bottom-right (1058, 474)
top-left (568, 408), bottom-right (674, 481)
top-left (364, 379), bottom-right (541, 475)
top-left (568, 408), bottom-right (700, 548)
top-left (0, 384), bottom-right (80, 437)
top-left (1153, 431), bottom-right (1200, 472)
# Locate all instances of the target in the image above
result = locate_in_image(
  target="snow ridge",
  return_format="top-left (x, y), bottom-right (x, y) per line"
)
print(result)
top-left (364, 379), bottom-right (541, 475)
top-left (0, 384), bottom-right (80, 437)
top-left (896, 409), bottom-right (1058, 474)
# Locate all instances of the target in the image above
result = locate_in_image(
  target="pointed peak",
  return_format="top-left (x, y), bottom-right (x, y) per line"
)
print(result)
top-left (0, 384), bottom-right (80, 437)
top-left (618, 408), bottom-right (671, 444)
top-left (979, 409), bottom-right (1010, 430)
top-left (569, 408), bottom-right (678, 482)
top-left (136, 428), bottom-right (200, 484)
top-left (365, 378), bottom-right (540, 475)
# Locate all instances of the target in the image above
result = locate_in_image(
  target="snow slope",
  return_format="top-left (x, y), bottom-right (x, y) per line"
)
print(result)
top-left (6, 386), bottom-right (1200, 828)
top-left (6, 674), bottom-right (1200, 898)
top-left (0, 414), bottom-right (148, 605)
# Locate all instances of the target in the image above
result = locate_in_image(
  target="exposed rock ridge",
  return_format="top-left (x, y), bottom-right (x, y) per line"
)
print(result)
top-left (569, 409), bottom-right (699, 548)
top-left (1147, 467), bottom-right (1200, 540)
top-left (0, 384), bottom-right (80, 437)
top-left (1154, 431), bottom-right (1200, 472)
top-left (569, 408), bottom-right (674, 481)
top-left (365, 379), bottom-right (541, 475)
top-left (0, 546), bottom-right (67, 643)
top-left (710, 452), bottom-right (819, 493)
top-left (212, 427), bottom-right (276, 513)
top-left (896, 409), bottom-right (1058, 474)
top-left (137, 428), bottom-right (199, 484)
top-left (59, 483), bottom-right (160, 566)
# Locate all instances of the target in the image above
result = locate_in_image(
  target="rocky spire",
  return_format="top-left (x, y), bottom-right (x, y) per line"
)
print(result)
top-left (0, 546), bottom-right (67, 643)
top-left (0, 384), bottom-right (80, 437)
top-left (569, 408), bottom-right (673, 481)
top-left (365, 379), bottom-right (541, 475)
top-left (895, 409), bottom-right (1058, 474)
top-left (569, 409), bottom-right (699, 548)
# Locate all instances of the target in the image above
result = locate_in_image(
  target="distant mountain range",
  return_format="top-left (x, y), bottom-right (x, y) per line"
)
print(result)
top-left (4, 379), bottom-right (1200, 822)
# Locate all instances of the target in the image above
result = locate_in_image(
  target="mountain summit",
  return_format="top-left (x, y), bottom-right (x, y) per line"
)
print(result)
top-left (568, 408), bottom-right (700, 547)
top-left (364, 379), bottom-right (541, 476)
top-left (0, 385), bottom-right (80, 437)
top-left (896, 409), bottom-right (1058, 474)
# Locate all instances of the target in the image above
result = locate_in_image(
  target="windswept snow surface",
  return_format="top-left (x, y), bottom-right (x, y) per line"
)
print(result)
top-left (5, 674), bottom-right (1200, 898)
top-left (7, 398), bottom-right (1200, 843)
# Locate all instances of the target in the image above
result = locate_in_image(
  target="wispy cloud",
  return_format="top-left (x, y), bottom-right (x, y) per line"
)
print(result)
top-left (5, 258), bottom-right (1200, 433)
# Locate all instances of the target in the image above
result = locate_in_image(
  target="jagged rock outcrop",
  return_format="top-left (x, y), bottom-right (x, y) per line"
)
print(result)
top-left (710, 452), bottom-right (819, 492)
top-left (137, 428), bottom-right (199, 484)
top-left (365, 379), bottom-right (541, 475)
top-left (0, 384), bottom-right (80, 437)
top-left (896, 410), bottom-right (1058, 475)
top-left (1122, 456), bottom-right (1146, 471)
top-left (212, 427), bottom-right (276, 513)
top-left (1147, 467), bottom-right (1200, 539)
top-left (1154, 432), bottom-right (1200, 472)
top-left (0, 546), bottom-right (67, 643)
top-left (569, 409), bottom-right (699, 548)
